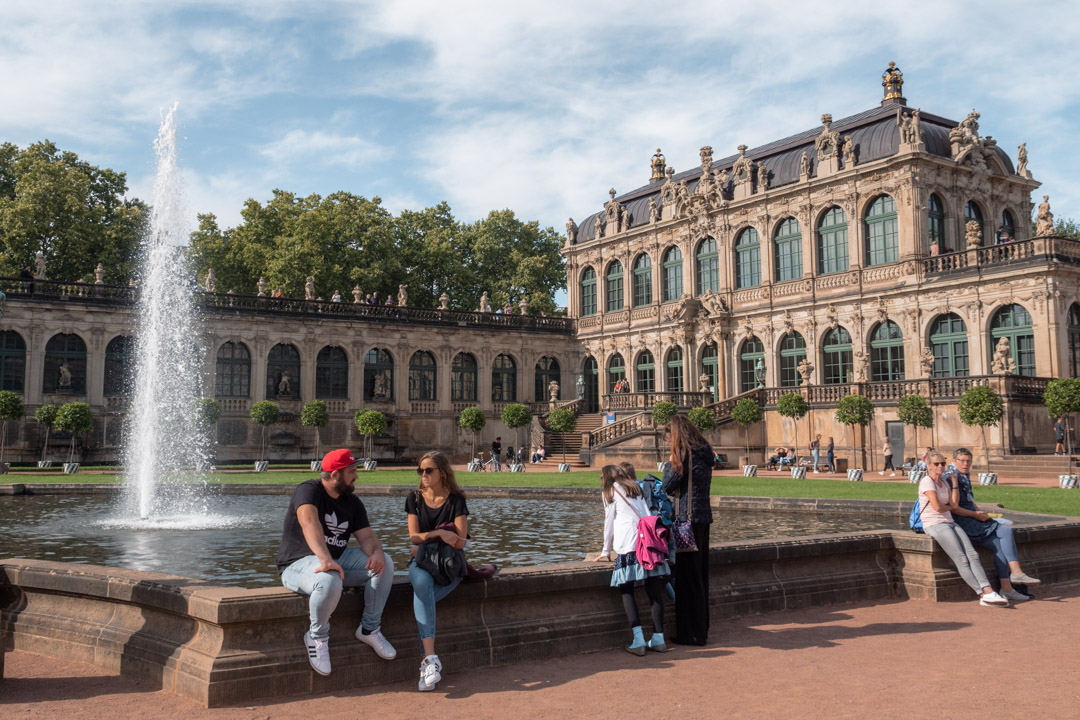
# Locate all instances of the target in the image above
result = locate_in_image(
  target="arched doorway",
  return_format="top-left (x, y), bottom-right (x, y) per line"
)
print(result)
top-left (582, 357), bottom-right (599, 413)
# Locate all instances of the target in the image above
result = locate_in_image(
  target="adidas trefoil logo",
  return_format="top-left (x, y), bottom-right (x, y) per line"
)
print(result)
top-left (324, 511), bottom-right (348, 537)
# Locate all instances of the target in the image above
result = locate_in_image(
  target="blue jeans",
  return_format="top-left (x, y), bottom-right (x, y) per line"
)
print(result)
top-left (408, 561), bottom-right (462, 640)
top-left (811, 450), bottom-right (820, 470)
top-left (975, 520), bottom-right (1019, 579)
top-left (826, 453), bottom-right (835, 472)
top-left (281, 547), bottom-right (395, 640)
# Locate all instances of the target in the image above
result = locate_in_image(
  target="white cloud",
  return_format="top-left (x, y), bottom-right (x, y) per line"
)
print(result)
top-left (258, 129), bottom-right (388, 169)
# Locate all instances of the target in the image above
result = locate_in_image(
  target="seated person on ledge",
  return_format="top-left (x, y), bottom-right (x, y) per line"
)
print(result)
top-left (767, 447), bottom-right (790, 470)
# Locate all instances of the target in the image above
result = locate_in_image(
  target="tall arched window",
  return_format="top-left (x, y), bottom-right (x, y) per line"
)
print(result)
top-left (965, 201), bottom-right (984, 245)
top-left (695, 237), bottom-right (719, 294)
top-left (822, 328), bottom-right (852, 385)
top-left (266, 343), bottom-right (301, 399)
top-left (580, 267), bottom-right (597, 316)
top-left (864, 195), bottom-right (899, 266)
top-left (364, 348), bottom-right (394, 401)
top-left (316, 346), bottom-right (349, 399)
top-left (990, 304), bottom-right (1035, 376)
top-left (739, 337), bottom-right (764, 393)
top-left (869, 321), bottom-right (905, 381)
top-left (605, 261), bottom-right (623, 312)
top-left (492, 354), bottom-right (517, 402)
top-left (582, 357), bottom-right (599, 413)
top-left (735, 228), bottom-right (761, 289)
top-left (1069, 305), bottom-right (1080, 378)
top-left (662, 247), bottom-right (683, 302)
top-left (636, 351), bottom-right (655, 393)
top-left (928, 193), bottom-right (946, 252)
top-left (999, 209), bottom-right (1017, 242)
top-left (929, 314), bottom-right (968, 378)
top-left (817, 207), bottom-right (849, 274)
top-left (774, 218), bottom-right (802, 282)
top-left (104, 336), bottom-right (134, 396)
top-left (632, 254), bottom-right (652, 307)
top-left (778, 332), bottom-right (806, 387)
top-left (43, 333), bottom-right (87, 395)
top-left (535, 356), bottom-right (560, 401)
top-left (666, 348), bottom-right (684, 393)
top-left (701, 343), bottom-right (718, 401)
top-left (215, 341), bottom-right (250, 397)
top-left (409, 351), bottom-right (437, 401)
top-left (0, 331), bottom-right (26, 394)
top-left (607, 353), bottom-right (626, 393)
top-left (451, 352), bottom-right (477, 402)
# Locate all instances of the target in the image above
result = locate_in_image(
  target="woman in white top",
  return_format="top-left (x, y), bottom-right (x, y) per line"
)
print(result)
top-left (919, 451), bottom-right (1008, 607)
top-left (592, 464), bottom-right (671, 655)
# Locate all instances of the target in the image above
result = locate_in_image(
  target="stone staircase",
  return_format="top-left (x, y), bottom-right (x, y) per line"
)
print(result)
top-left (545, 412), bottom-right (604, 467)
top-left (979, 454), bottom-right (1078, 479)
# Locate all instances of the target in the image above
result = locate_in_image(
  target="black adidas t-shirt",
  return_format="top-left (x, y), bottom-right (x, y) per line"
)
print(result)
top-left (276, 479), bottom-right (370, 572)
top-left (405, 490), bottom-right (468, 533)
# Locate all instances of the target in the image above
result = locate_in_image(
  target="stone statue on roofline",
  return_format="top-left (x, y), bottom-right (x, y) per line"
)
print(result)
top-left (649, 197), bottom-right (659, 223)
top-left (800, 151), bottom-right (810, 178)
top-left (843, 136), bottom-right (856, 167)
top-left (204, 268), bottom-right (216, 292)
top-left (398, 284), bottom-right (408, 307)
top-left (439, 292), bottom-right (450, 310)
top-left (1017, 143), bottom-right (1029, 178)
top-left (305, 276), bottom-right (315, 301)
top-left (257, 277), bottom-right (266, 296)
top-left (34, 251), bottom-right (46, 280)
top-left (566, 217), bottom-right (578, 244)
top-left (1036, 195), bottom-right (1054, 236)
top-left (94, 263), bottom-right (104, 284)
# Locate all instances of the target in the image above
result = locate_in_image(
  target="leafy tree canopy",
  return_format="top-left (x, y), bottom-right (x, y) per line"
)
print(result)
top-left (897, 394), bottom-right (934, 429)
top-left (1044, 378), bottom-right (1080, 418)
top-left (0, 390), bottom-right (23, 421)
top-left (355, 409), bottom-right (387, 436)
top-left (776, 392), bottom-right (809, 421)
top-left (957, 385), bottom-right (1003, 428)
top-left (652, 401), bottom-right (677, 426)
top-left (249, 400), bottom-right (280, 427)
top-left (193, 397), bottom-right (222, 428)
top-left (1054, 217), bottom-right (1080, 241)
top-left (730, 397), bottom-right (762, 427)
top-left (34, 404), bottom-right (58, 427)
top-left (500, 403), bottom-right (532, 430)
top-left (687, 406), bottom-right (717, 432)
top-left (300, 399), bottom-right (329, 428)
top-left (547, 408), bottom-right (576, 433)
top-left (835, 394), bottom-right (875, 427)
top-left (459, 406), bottom-right (486, 432)
top-left (55, 402), bottom-right (93, 434)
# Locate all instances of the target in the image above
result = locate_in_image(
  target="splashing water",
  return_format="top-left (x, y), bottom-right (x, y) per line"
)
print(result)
top-left (122, 104), bottom-right (211, 519)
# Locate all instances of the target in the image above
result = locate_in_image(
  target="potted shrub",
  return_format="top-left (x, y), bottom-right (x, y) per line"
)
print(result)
top-left (897, 394), bottom-right (934, 475)
top-left (34, 403), bottom-right (58, 468)
top-left (687, 406), bottom-right (717, 434)
top-left (249, 400), bottom-right (280, 472)
top-left (355, 409), bottom-right (386, 470)
top-left (730, 396), bottom-right (762, 471)
top-left (651, 401), bottom-right (678, 468)
top-left (501, 403), bottom-right (532, 471)
top-left (958, 384), bottom-right (1004, 481)
top-left (0, 390), bottom-right (24, 473)
top-left (458, 406), bottom-right (486, 470)
top-left (1043, 378), bottom-right (1080, 474)
top-left (776, 392), bottom-right (809, 466)
top-left (301, 400), bottom-right (329, 471)
top-left (835, 394), bottom-right (875, 477)
top-left (547, 408), bottom-right (576, 471)
top-left (54, 401), bottom-right (92, 474)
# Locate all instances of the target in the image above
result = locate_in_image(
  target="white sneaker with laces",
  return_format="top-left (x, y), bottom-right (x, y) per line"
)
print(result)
top-left (419, 654), bottom-right (442, 691)
top-left (304, 632), bottom-right (331, 676)
top-left (1001, 588), bottom-right (1031, 601)
top-left (878, 471), bottom-right (885, 475)
top-left (355, 627), bottom-right (397, 660)
top-left (979, 591), bottom-right (1009, 607)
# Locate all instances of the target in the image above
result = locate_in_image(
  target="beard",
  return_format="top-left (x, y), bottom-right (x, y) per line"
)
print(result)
top-left (331, 476), bottom-right (355, 495)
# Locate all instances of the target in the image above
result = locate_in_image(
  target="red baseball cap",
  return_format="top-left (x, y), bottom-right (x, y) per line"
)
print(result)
top-left (322, 448), bottom-right (358, 472)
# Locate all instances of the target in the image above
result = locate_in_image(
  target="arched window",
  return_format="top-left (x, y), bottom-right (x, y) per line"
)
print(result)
top-left (607, 353), bottom-right (626, 393)
top-left (778, 332), bottom-right (806, 387)
top-left (451, 352), bottom-right (477, 402)
top-left (316, 346), bottom-right (349, 399)
top-left (701, 343), bottom-right (718, 401)
top-left (43, 333), bottom-right (87, 395)
top-left (266, 343), bottom-right (301, 399)
top-left (695, 237), bottom-right (719, 294)
top-left (990, 304), bottom-right (1035, 376)
top-left (215, 341), bottom-right (250, 397)
top-left (666, 348), bottom-right (684, 393)
top-left (1069, 305), bottom-right (1080, 378)
top-left (929, 314), bottom-right (968, 378)
top-left (662, 247), bottom-right (683, 302)
top-left (928, 193), bottom-right (946, 252)
top-left (817, 207), bottom-right (849, 274)
top-left (605, 261), bottom-right (624, 312)
top-left (0, 331), bottom-right (26, 394)
top-left (583, 356), bottom-right (600, 413)
top-left (739, 337), bottom-right (764, 393)
top-left (869, 321), bottom-right (905, 381)
top-left (864, 195), bottom-right (899, 266)
top-left (998, 209), bottom-right (1017, 243)
top-left (735, 228), bottom-right (761, 289)
top-left (774, 218), bottom-right (802, 282)
top-left (409, 351), bottom-right (437, 401)
top-left (822, 328), bottom-right (852, 385)
top-left (580, 267), bottom-right (597, 316)
top-left (104, 336), bottom-right (134, 396)
top-left (364, 348), bottom-right (394, 401)
top-left (492, 354), bottom-right (516, 402)
top-left (636, 351), bottom-right (655, 393)
top-left (632, 254), bottom-right (652, 307)
top-left (965, 201), bottom-right (984, 245)
top-left (535, 356), bottom-right (560, 401)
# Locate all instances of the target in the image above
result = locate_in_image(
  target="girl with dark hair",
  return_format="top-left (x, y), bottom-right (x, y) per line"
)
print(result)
top-left (661, 415), bottom-right (714, 645)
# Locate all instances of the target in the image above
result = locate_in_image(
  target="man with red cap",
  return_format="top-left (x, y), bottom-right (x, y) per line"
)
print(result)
top-left (276, 448), bottom-right (397, 676)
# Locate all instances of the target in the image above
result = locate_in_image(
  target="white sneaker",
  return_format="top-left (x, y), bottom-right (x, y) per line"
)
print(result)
top-left (878, 471), bottom-right (885, 475)
top-left (979, 591), bottom-right (1009, 607)
top-left (812, 470), bottom-right (819, 474)
top-left (355, 627), bottom-right (397, 660)
top-left (890, 472), bottom-right (897, 477)
top-left (418, 654), bottom-right (442, 691)
top-left (304, 632), bottom-right (331, 675)
top-left (1001, 588), bottom-right (1031, 602)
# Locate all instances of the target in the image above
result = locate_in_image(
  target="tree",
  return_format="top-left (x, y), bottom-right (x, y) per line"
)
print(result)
top-left (501, 403), bottom-right (532, 463)
top-left (687, 406), bottom-right (717, 433)
top-left (547, 408), bottom-right (577, 465)
top-left (0, 390), bottom-right (24, 467)
top-left (1043, 378), bottom-right (1080, 464)
top-left (897, 394), bottom-right (934, 461)
top-left (301, 400), bottom-right (330, 462)
top-left (958, 385), bottom-right (1003, 473)
top-left (776, 392), bottom-right (809, 457)
top-left (34, 403), bottom-right (58, 462)
top-left (54, 402), bottom-right (93, 464)
top-left (1054, 217), bottom-right (1080, 241)
top-left (731, 397), bottom-right (762, 461)
top-left (249, 401), bottom-right (280, 462)
top-left (835, 395), bottom-right (875, 470)
top-left (652, 401), bottom-right (678, 461)
top-left (458, 406), bottom-right (486, 459)
top-left (355, 409), bottom-right (387, 460)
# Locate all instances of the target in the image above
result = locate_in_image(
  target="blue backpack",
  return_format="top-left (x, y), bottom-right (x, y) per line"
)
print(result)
top-left (640, 474), bottom-right (675, 525)
top-left (909, 495), bottom-right (926, 533)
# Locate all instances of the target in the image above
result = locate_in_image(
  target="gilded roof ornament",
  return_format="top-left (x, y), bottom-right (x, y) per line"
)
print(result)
top-left (651, 148), bottom-right (666, 181)
top-left (882, 61), bottom-right (904, 100)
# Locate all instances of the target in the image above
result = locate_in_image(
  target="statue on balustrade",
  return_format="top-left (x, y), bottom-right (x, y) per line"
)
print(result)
top-left (204, 268), bottom-right (216, 292)
top-left (965, 220), bottom-right (983, 248)
top-left (94, 263), bottom-right (104, 285)
top-left (699, 373), bottom-right (712, 393)
top-left (352, 285), bottom-right (362, 303)
top-left (398, 284), bottom-right (408, 307)
top-left (478, 291), bottom-right (492, 313)
top-left (1036, 195), bottom-right (1055, 236)
top-left (920, 347), bottom-right (935, 374)
top-left (34, 251), bottom-right (46, 281)
top-left (797, 358), bottom-right (814, 385)
top-left (257, 277), bottom-right (267, 297)
top-left (576, 375), bottom-right (585, 400)
top-left (853, 351), bottom-right (869, 383)
top-left (278, 370), bottom-right (292, 396)
top-left (548, 379), bottom-right (560, 403)
top-left (305, 276), bottom-right (315, 301)
top-left (754, 359), bottom-right (766, 389)
top-left (439, 292), bottom-right (451, 310)
top-left (373, 372), bottom-right (389, 399)
top-left (990, 337), bottom-right (1017, 375)
top-left (518, 296), bottom-right (529, 315)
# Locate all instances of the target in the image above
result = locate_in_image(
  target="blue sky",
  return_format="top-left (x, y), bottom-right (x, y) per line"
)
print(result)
top-left (3, 0), bottom-right (1080, 251)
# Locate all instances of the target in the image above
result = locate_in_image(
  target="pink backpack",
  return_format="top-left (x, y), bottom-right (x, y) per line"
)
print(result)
top-left (618, 493), bottom-right (670, 570)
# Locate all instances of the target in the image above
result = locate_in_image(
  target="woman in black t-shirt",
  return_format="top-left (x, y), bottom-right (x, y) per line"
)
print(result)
top-left (407, 450), bottom-right (469, 692)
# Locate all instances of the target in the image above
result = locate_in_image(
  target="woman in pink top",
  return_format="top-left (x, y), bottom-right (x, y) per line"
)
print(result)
top-left (919, 452), bottom-right (1008, 606)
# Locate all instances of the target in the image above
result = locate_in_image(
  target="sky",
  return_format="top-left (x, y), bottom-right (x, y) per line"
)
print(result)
top-left (3, 0), bottom-right (1080, 249)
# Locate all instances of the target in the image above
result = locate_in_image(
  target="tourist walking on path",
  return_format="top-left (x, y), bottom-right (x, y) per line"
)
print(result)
top-left (880, 438), bottom-right (896, 476)
top-left (826, 437), bottom-right (835, 473)
top-left (662, 415), bottom-right (714, 645)
top-left (490, 437), bottom-right (502, 471)
top-left (810, 434), bottom-right (822, 473)
top-left (1054, 417), bottom-right (1067, 455)
top-left (593, 464), bottom-right (671, 655)
top-left (944, 448), bottom-right (1041, 601)
top-left (918, 451), bottom-right (1009, 607)
top-left (407, 451), bottom-right (470, 691)
top-left (276, 449), bottom-right (397, 676)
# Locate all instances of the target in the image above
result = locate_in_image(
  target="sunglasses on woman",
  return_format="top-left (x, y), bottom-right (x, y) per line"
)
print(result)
top-left (416, 466), bottom-right (438, 475)
top-left (930, 461), bottom-right (947, 467)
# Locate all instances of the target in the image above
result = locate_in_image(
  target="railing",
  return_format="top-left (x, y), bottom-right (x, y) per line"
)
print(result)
top-left (104, 396), bottom-right (129, 411)
top-left (603, 391), bottom-right (713, 411)
top-left (923, 235), bottom-right (1080, 275)
top-left (410, 401), bottom-right (437, 414)
top-left (705, 388), bottom-right (764, 421)
top-left (589, 411), bottom-right (654, 447)
top-left (219, 398), bottom-right (250, 413)
top-left (325, 400), bottom-right (348, 414)
top-left (757, 375), bottom-right (1045, 405)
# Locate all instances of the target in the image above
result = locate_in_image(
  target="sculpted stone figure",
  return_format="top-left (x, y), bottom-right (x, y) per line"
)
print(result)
top-left (398, 284), bottom-right (408, 307)
top-left (439, 292), bottom-right (450, 310)
top-left (94, 263), bottom-right (104, 284)
top-left (800, 151), bottom-right (810, 177)
top-left (257, 277), bottom-right (266, 297)
top-left (58, 361), bottom-right (72, 388)
top-left (204, 268), bottom-right (216, 292)
top-left (757, 162), bottom-right (768, 191)
top-left (991, 337), bottom-right (1017, 375)
top-left (566, 217), bottom-right (578, 244)
top-left (548, 379), bottom-right (560, 402)
top-left (352, 285), bottom-right (362, 303)
top-left (965, 220), bottom-right (983, 248)
top-left (1036, 195), bottom-right (1054, 236)
top-left (1017, 142), bottom-right (1029, 177)
top-left (699, 373), bottom-right (712, 393)
top-left (373, 371), bottom-right (388, 398)
top-left (278, 369), bottom-right (292, 396)
top-left (305, 276), bottom-right (315, 301)
top-left (920, 347), bottom-right (935, 374)
top-left (797, 358), bottom-right (814, 384)
top-left (650, 148), bottom-right (666, 180)
top-left (478, 291), bottom-right (492, 313)
top-left (843, 135), bottom-right (856, 167)
top-left (594, 214), bottom-right (604, 239)
top-left (853, 350), bottom-right (868, 382)
top-left (34, 251), bottom-right (46, 280)
top-left (648, 197), bottom-right (659, 223)
top-left (518, 297), bottom-right (529, 315)
top-left (814, 114), bottom-right (839, 158)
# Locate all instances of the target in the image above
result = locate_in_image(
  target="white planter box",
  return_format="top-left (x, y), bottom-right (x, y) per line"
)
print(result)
top-left (742, 465), bottom-right (757, 477)
top-left (467, 461), bottom-right (482, 472)
top-left (1059, 474), bottom-right (1079, 489)
top-left (254, 461), bottom-right (269, 472)
top-left (790, 467), bottom-right (806, 479)
top-left (656, 461), bottom-right (670, 472)
top-left (509, 464), bottom-right (525, 473)
top-left (364, 460), bottom-right (377, 471)
top-left (558, 463), bottom-right (571, 472)
top-left (310, 461), bottom-right (322, 472)
top-left (37, 461), bottom-right (54, 468)
top-left (978, 472), bottom-right (998, 486)
top-left (0, 462), bottom-right (8, 474)
top-left (63, 462), bottom-right (80, 475)
top-left (908, 470), bottom-right (927, 484)
top-left (847, 469), bottom-right (864, 482)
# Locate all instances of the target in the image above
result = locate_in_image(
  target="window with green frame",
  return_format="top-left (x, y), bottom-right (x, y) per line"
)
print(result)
top-left (666, 348), bottom-right (684, 392)
top-left (817, 207), bottom-right (849, 275)
top-left (451, 352), bottom-right (477, 402)
top-left (735, 228), bottom-right (761, 289)
top-left (636, 351), bottom-right (655, 392)
top-left (43, 333), bottom-right (87, 394)
top-left (774, 217), bottom-right (802, 282)
top-left (701, 342), bottom-right (718, 401)
top-left (964, 201), bottom-right (984, 245)
top-left (605, 260), bottom-right (623, 312)
top-left (409, 350), bottom-right (437, 401)
top-left (869, 321), bottom-right (905, 381)
top-left (580, 267), bottom-right (597, 316)
top-left (739, 336), bottom-right (764, 393)
top-left (929, 313), bottom-right (968, 378)
top-left (492, 354), bottom-right (516, 401)
top-left (1069, 305), bottom-right (1080, 378)
top-left (990, 304), bottom-right (1035, 376)
top-left (534, 356), bottom-right (560, 401)
top-left (315, 345), bottom-right (349, 399)
top-left (695, 237), bottom-right (719, 294)
top-left (104, 335), bottom-right (134, 397)
top-left (607, 353), bottom-right (626, 393)
top-left (928, 193), bottom-right (946, 251)
top-left (778, 332), bottom-right (806, 387)
top-left (0, 330), bottom-right (25, 394)
top-left (633, 253), bottom-right (652, 307)
top-left (864, 195), bottom-right (898, 266)
top-left (822, 327), bottom-right (852, 384)
top-left (662, 247), bottom-right (683, 302)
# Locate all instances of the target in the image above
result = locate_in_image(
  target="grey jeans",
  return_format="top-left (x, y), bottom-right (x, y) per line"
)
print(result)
top-left (924, 521), bottom-right (991, 594)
